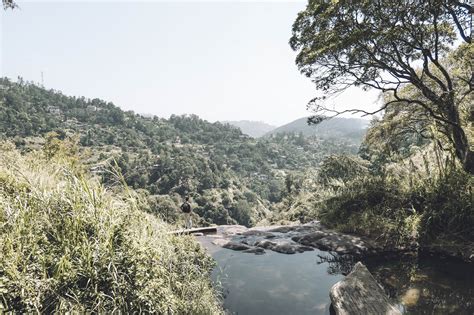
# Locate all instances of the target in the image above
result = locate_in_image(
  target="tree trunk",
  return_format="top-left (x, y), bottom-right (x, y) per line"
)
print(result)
top-left (453, 128), bottom-right (474, 175)
top-left (448, 101), bottom-right (474, 175)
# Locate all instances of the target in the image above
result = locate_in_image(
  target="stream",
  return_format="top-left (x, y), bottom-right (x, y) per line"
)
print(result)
top-left (199, 226), bottom-right (474, 315)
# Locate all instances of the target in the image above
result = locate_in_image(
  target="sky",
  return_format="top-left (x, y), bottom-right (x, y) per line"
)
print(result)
top-left (0, 0), bottom-right (381, 126)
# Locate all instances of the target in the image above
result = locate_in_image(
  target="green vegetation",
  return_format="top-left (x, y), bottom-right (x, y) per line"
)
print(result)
top-left (0, 77), bottom-right (359, 227)
top-left (267, 0), bottom-right (474, 249)
top-left (270, 97), bottom-right (473, 248)
top-left (290, 0), bottom-right (473, 174)
top-left (0, 141), bottom-right (223, 313)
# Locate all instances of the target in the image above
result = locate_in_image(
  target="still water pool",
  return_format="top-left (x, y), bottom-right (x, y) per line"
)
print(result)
top-left (210, 248), bottom-right (474, 315)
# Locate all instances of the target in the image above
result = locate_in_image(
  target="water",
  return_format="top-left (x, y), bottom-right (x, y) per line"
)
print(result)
top-left (210, 247), bottom-right (474, 315)
top-left (368, 254), bottom-right (474, 315)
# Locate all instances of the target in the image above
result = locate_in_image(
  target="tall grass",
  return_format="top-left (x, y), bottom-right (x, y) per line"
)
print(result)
top-left (0, 142), bottom-right (223, 313)
top-left (317, 152), bottom-right (473, 246)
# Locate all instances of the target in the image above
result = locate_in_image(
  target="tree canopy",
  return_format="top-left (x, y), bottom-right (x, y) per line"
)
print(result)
top-left (290, 0), bottom-right (473, 174)
top-left (2, 0), bottom-right (16, 10)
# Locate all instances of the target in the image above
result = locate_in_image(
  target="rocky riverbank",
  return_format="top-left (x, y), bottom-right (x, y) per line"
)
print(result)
top-left (197, 222), bottom-right (474, 264)
top-left (198, 222), bottom-right (415, 259)
top-left (197, 223), bottom-right (474, 315)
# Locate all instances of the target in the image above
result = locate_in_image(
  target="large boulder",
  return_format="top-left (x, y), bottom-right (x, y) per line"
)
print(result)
top-left (330, 262), bottom-right (401, 315)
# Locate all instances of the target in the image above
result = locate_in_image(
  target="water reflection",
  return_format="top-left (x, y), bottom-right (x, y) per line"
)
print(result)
top-left (211, 248), bottom-right (474, 315)
top-left (212, 249), bottom-right (343, 315)
top-left (369, 255), bottom-right (474, 315)
top-left (317, 252), bottom-right (474, 315)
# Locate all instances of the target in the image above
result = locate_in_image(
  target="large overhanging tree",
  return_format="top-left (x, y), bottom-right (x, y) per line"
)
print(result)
top-left (2, 0), bottom-right (16, 10)
top-left (290, 0), bottom-right (473, 174)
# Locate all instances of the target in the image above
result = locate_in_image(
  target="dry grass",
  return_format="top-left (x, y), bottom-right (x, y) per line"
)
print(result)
top-left (0, 142), bottom-right (223, 313)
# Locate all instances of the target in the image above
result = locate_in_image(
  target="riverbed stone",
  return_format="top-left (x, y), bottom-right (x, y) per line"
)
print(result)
top-left (272, 243), bottom-right (297, 254)
top-left (330, 262), bottom-right (401, 315)
top-left (294, 231), bottom-right (374, 256)
top-left (212, 238), bottom-right (230, 247)
top-left (243, 247), bottom-right (266, 255)
top-left (210, 223), bottom-right (397, 258)
top-left (223, 241), bottom-right (252, 251)
top-left (292, 230), bottom-right (328, 243)
top-left (255, 239), bottom-right (276, 249)
top-left (241, 230), bottom-right (274, 237)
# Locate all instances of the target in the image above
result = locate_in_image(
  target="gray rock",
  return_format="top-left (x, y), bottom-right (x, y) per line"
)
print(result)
top-left (292, 230), bottom-right (328, 243)
top-left (296, 245), bottom-right (315, 253)
top-left (272, 243), bottom-right (297, 254)
top-left (223, 242), bottom-right (252, 251)
top-left (211, 238), bottom-right (230, 247)
top-left (294, 232), bottom-right (372, 256)
top-left (243, 247), bottom-right (266, 255)
top-left (330, 262), bottom-right (401, 315)
top-left (253, 239), bottom-right (313, 254)
top-left (269, 226), bottom-right (298, 233)
top-left (255, 240), bottom-right (277, 249)
top-left (241, 230), bottom-right (274, 237)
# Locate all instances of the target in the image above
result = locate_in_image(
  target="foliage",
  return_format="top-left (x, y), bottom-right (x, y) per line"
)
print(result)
top-left (0, 143), bottom-right (223, 313)
top-left (2, 0), bottom-right (16, 10)
top-left (290, 0), bottom-right (473, 174)
top-left (272, 110), bottom-right (473, 247)
top-left (319, 155), bottom-right (369, 186)
top-left (317, 162), bottom-right (473, 245)
top-left (0, 77), bottom-right (358, 227)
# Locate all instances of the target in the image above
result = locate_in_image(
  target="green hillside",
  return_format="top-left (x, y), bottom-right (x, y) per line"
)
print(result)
top-left (0, 78), bottom-right (361, 227)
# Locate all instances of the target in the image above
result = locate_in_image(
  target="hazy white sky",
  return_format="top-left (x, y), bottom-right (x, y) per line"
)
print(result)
top-left (1, 0), bottom-right (380, 126)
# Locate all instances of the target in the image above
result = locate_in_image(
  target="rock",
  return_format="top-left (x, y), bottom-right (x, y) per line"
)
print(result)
top-left (241, 230), bottom-right (274, 237)
top-left (294, 231), bottom-right (373, 256)
top-left (253, 239), bottom-right (314, 254)
top-left (292, 230), bottom-right (328, 243)
top-left (204, 223), bottom-right (396, 257)
top-left (218, 225), bottom-right (248, 236)
top-left (212, 238), bottom-right (230, 247)
top-left (272, 243), bottom-right (297, 254)
top-left (223, 241), bottom-right (252, 251)
top-left (296, 245), bottom-right (315, 252)
top-left (243, 247), bottom-right (266, 255)
top-left (269, 226), bottom-right (298, 233)
top-left (330, 262), bottom-right (401, 315)
top-left (255, 240), bottom-right (277, 249)
top-left (400, 288), bottom-right (420, 306)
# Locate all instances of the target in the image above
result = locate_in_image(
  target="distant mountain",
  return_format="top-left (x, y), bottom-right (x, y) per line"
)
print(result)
top-left (223, 120), bottom-right (276, 138)
top-left (265, 117), bottom-right (369, 142)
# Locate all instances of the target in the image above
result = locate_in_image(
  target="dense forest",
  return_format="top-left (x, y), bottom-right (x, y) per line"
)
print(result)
top-left (0, 77), bottom-right (360, 227)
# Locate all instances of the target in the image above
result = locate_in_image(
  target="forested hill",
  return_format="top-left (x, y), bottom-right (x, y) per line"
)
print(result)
top-left (265, 117), bottom-right (369, 143)
top-left (0, 77), bottom-right (361, 226)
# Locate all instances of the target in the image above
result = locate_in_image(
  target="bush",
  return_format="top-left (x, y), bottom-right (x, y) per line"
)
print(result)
top-left (318, 166), bottom-right (473, 245)
top-left (0, 143), bottom-right (223, 313)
